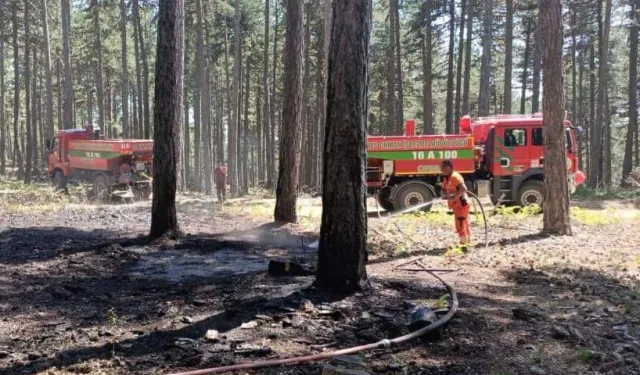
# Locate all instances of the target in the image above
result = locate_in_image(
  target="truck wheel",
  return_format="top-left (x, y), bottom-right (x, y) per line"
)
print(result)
top-left (517, 180), bottom-right (544, 207)
top-left (54, 170), bottom-right (67, 192)
top-left (135, 184), bottom-right (152, 201)
top-left (93, 174), bottom-right (109, 202)
top-left (376, 188), bottom-right (394, 212)
top-left (395, 183), bottom-right (434, 212)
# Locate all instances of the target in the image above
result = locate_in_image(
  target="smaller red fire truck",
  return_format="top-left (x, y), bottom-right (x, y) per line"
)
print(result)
top-left (367, 114), bottom-right (586, 211)
top-left (47, 125), bottom-right (154, 200)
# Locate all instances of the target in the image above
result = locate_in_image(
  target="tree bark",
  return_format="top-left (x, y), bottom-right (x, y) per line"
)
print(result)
top-left (274, 0), bottom-right (304, 223)
top-left (262, 0), bottom-right (271, 187)
top-left (92, 0), bottom-right (106, 138)
top-left (316, 0), bottom-right (370, 293)
top-left (150, 0), bottom-right (183, 238)
top-left (61, 0), bottom-right (74, 129)
top-left (133, 0), bottom-right (150, 139)
top-left (119, 0), bottom-right (129, 138)
top-left (183, 27), bottom-right (191, 188)
top-left (422, 0), bottom-right (434, 134)
top-left (503, 0), bottom-right (513, 114)
top-left (532, 6), bottom-right (542, 113)
top-left (445, 0), bottom-right (455, 133)
top-left (588, 43), bottom-right (596, 186)
top-left (0, 38), bottom-right (5, 175)
top-left (229, 0), bottom-right (241, 197)
top-left (243, 59), bottom-right (251, 195)
top-left (592, 0), bottom-right (611, 187)
top-left (40, 0), bottom-right (54, 140)
top-left (462, 0), bottom-right (473, 116)
top-left (623, 0), bottom-right (639, 185)
top-left (520, 20), bottom-right (531, 114)
top-left (195, 0), bottom-right (212, 194)
top-left (478, 0), bottom-right (492, 116)
top-left (454, 0), bottom-right (466, 127)
top-left (25, 0), bottom-right (32, 184)
top-left (541, 0), bottom-right (571, 235)
top-left (392, 0), bottom-right (403, 133)
top-left (175, 0), bottom-right (185, 191)
top-left (133, 2), bottom-right (144, 139)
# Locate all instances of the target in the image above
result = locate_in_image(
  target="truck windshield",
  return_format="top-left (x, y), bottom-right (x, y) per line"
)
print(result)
top-left (565, 129), bottom-right (574, 154)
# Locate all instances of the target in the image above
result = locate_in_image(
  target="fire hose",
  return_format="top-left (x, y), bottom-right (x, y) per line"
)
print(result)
top-left (374, 190), bottom-right (489, 250)
top-left (167, 262), bottom-right (458, 375)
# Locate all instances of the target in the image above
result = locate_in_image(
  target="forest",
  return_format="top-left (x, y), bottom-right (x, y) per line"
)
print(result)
top-left (0, 1), bottom-right (639, 375)
top-left (0, 0), bottom-right (638, 191)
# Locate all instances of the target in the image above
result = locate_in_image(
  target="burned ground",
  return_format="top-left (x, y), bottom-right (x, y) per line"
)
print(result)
top-left (0, 186), bottom-right (639, 375)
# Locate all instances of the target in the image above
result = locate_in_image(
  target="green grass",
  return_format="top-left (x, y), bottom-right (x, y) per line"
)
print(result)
top-left (570, 207), bottom-right (618, 225)
top-left (576, 349), bottom-right (595, 363)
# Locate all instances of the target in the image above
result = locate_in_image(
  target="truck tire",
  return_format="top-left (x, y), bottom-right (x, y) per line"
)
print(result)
top-left (135, 183), bottom-right (152, 201)
top-left (93, 174), bottom-right (109, 202)
top-left (54, 170), bottom-right (67, 192)
top-left (395, 183), bottom-right (434, 212)
top-left (376, 188), bottom-right (394, 212)
top-left (517, 180), bottom-right (544, 207)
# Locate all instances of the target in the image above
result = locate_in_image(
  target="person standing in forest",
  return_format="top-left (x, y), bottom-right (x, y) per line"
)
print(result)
top-left (440, 159), bottom-right (471, 247)
top-left (215, 162), bottom-right (227, 203)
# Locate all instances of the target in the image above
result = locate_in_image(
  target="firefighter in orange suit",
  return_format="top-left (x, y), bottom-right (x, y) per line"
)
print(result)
top-left (440, 159), bottom-right (471, 246)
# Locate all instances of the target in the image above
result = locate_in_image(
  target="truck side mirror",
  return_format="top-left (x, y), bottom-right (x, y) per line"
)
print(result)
top-left (45, 139), bottom-right (52, 151)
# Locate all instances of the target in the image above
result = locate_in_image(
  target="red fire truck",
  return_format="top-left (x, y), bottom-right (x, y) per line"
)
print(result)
top-left (47, 125), bottom-right (154, 200)
top-left (367, 114), bottom-right (586, 211)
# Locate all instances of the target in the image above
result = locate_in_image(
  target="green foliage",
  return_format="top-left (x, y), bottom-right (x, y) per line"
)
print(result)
top-left (576, 349), bottom-right (594, 363)
top-left (570, 207), bottom-right (618, 225)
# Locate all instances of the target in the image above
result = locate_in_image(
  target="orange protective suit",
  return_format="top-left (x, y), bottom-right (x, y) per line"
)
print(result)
top-left (442, 171), bottom-right (471, 245)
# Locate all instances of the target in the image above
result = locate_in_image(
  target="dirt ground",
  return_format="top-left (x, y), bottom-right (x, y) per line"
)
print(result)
top-left (0, 183), bottom-right (639, 375)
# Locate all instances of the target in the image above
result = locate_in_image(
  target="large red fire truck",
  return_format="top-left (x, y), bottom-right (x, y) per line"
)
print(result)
top-left (47, 125), bottom-right (154, 199)
top-left (366, 114), bottom-right (586, 211)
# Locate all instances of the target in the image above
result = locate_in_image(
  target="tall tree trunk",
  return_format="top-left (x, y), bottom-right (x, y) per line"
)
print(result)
top-left (24, 0), bottom-right (32, 184)
top-left (183, 32), bottom-right (191, 188)
top-left (195, 0), bottom-right (212, 194)
top-left (422, 0), bottom-right (434, 134)
top-left (92, 0), bottom-right (106, 139)
top-left (316, 0), bottom-right (370, 293)
top-left (262, 0), bottom-right (271, 187)
top-left (41, 0), bottom-right (54, 140)
top-left (61, 0), bottom-right (74, 129)
top-left (578, 46), bottom-right (586, 170)
top-left (119, 0), bottom-right (129, 138)
top-left (32, 46), bottom-right (39, 166)
top-left (133, 0), bottom-right (150, 139)
top-left (386, 18), bottom-right (396, 135)
top-left (541, 0), bottom-right (571, 235)
top-left (302, 11), bottom-right (312, 186)
top-left (570, 11), bottom-right (577, 124)
top-left (478, 0), bottom-right (492, 116)
top-left (175, 0), bottom-right (185, 191)
top-left (588, 42), bottom-right (596, 186)
top-left (604, 89), bottom-right (611, 185)
top-left (150, 0), bottom-right (183, 238)
top-left (243, 60), bottom-right (251, 195)
top-left (56, 59), bottom-right (62, 131)
top-left (317, 0), bottom-right (332, 190)
top-left (445, 0), bottom-right (455, 133)
top-left (0, 38), bottom-right (5, 175)
top-left (392, 0), bottom-right (404, 132)
top-left (503, 0), bottom-right (513, 114)
top-left (520, 20), bottom-right (531, 114)
top-left (593, 0), bottom-right (611, 187)
top-left (133, 3), bottom-right (144, 138)
top-left (274, 0), bottom-right (304, 223)
top-left (454, 0), bottom-right (466, 126)
top-left (462, 0), bottom-right (473, 115)
top-left (229, 0), bottom-right (241, 197)
top-left (270, 2), bottom-right (280, 189)
top-left (532, 7), bottom-right (542, 113)
top-left (623, 0), bottom-right (639, 184)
